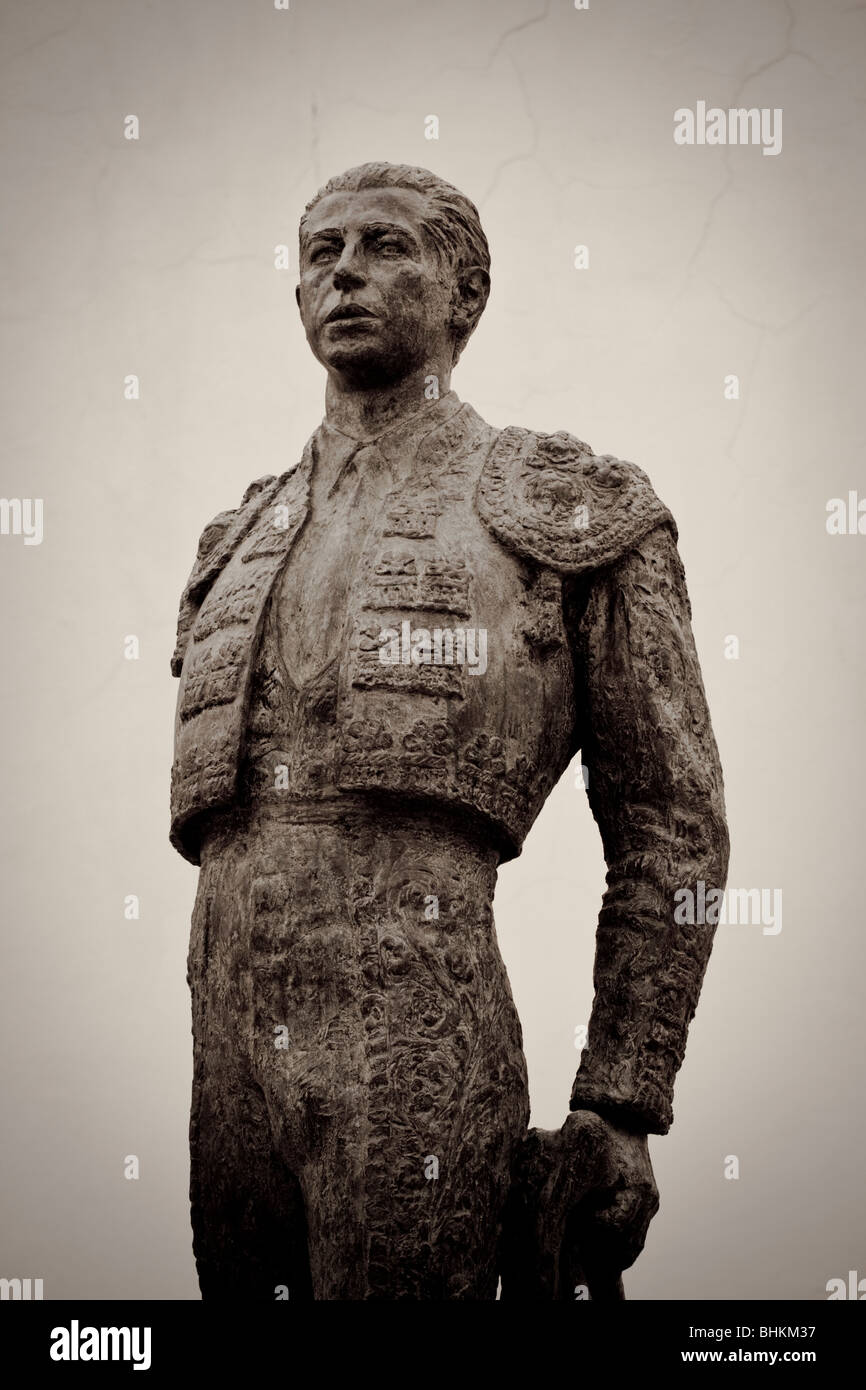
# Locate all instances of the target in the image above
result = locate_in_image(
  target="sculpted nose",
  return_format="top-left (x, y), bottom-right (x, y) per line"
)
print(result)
top-left (332, 246), bottom-right (366, 291)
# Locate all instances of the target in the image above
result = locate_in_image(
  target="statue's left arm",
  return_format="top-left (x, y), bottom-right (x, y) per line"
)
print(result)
top-left (566, 519), bottom-right (730, 1137)
top-left (477, 430), bottom-right (728, 1137)
top-left (524, 518), bottom-right (731, 1291)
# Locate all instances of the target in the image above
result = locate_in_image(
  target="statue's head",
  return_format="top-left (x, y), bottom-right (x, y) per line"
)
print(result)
top-left (296, 162), bottom-right (490, 389)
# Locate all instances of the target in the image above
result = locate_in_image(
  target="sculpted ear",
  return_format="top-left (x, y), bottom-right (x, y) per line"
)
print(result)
top-left (451, 265), bottom-right (490, 359)
top-left (295, 284), bottom-right (302, 310)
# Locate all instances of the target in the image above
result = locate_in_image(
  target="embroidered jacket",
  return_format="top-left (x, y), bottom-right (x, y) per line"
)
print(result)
top-left (170, 394), bottom-right (728, 1134)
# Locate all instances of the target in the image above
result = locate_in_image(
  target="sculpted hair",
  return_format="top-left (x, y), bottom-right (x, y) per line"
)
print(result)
top-left (300, 162), bottom-right (490, 360)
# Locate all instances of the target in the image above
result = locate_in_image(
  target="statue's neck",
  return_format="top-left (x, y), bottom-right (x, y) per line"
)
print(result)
top-left (324, 363), bottom-right (453, 442)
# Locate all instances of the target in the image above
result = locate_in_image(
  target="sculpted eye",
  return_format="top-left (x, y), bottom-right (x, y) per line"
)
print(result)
top-left (376, 238), bottom-right (408, 256)
top-left (309, 244), bottom-right (338, 263)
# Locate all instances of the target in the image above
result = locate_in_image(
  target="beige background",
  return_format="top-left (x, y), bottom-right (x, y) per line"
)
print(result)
top-left (1, 0), bottom-right (863, 1299)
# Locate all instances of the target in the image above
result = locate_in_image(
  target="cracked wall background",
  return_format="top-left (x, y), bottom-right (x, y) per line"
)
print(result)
top-left (0, 0), bottom-right (863, 1298)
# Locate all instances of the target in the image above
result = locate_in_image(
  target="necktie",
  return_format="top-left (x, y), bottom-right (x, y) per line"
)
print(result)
top-left (276, 442), bottom-right (390, 688)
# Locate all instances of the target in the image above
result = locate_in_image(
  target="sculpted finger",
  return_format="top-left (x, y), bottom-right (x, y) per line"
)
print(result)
top-left (580, 1182), bottom-right (659, 1274)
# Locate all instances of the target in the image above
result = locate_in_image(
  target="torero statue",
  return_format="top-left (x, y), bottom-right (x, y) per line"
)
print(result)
top-left (170, 162), bottom-right (729, 1301)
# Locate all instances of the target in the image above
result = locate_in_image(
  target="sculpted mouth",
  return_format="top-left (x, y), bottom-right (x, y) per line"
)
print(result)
top-left (325, 304), bottom-right (377, 324)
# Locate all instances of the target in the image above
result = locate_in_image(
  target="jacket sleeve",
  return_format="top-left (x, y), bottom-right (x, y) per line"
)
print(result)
top-left (565, 520), bottom-right (729, 1135)
top-left (170, 476), bottom-right (277, 677)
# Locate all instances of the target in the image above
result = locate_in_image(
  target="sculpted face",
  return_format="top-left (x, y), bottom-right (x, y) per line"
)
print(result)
top-left (296, 187), bottom-right (456, 387)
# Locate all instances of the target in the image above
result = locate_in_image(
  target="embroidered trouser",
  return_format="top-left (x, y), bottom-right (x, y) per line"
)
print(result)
top-left (188, 797), bottom-right (529, 1300)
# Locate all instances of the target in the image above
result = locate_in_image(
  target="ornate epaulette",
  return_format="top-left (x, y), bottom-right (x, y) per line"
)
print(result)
top-left (170, 474), bottom-right (279, 676)
top-left (476, 427), bottom-right (676, 575)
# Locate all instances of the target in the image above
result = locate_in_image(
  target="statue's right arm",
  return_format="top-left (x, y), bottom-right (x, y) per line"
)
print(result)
top-left (170, 507), bottom-right (238, 677)
top-left (170, 476), bottom-right (277, 677)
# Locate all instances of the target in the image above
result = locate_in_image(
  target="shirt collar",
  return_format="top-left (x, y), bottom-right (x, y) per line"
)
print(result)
top-left (315, 389), bottom-right (465, 487)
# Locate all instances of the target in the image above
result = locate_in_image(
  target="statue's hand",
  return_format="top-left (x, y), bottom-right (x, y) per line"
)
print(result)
top-left (563, 1109), bottom-right (659, 1295)
top-left (499, 1107), bottom-right (659, 1300)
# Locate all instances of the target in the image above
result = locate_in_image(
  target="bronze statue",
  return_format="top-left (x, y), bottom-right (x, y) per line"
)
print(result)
top-left (170, 162), bottom-right (729, 1300)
